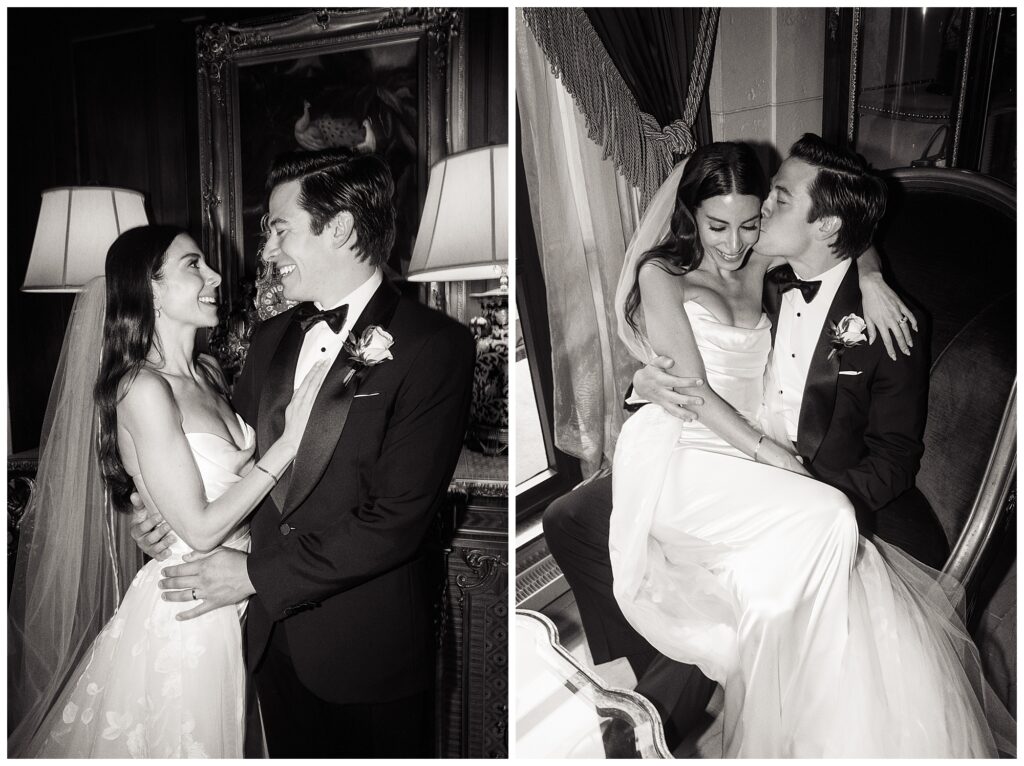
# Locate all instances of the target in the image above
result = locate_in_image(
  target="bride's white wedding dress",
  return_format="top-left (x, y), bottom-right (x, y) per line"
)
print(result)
top-left (611, 301), bottom-right (1006, 757)
top-left (21, 415), bottom-right (255, 758)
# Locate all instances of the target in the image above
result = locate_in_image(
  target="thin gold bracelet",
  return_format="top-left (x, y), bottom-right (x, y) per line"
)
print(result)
top-left (255, 464), bottom-right (279, 483)
top-left (753, 434), bottom-right (765, 463)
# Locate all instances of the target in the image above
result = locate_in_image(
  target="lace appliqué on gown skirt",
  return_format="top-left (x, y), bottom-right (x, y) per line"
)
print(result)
top-left (19, 421), bottom-right (256, 758)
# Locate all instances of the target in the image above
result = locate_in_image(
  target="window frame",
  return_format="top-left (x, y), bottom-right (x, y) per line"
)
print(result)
top-left (514, 108), bottom-right (582, 522)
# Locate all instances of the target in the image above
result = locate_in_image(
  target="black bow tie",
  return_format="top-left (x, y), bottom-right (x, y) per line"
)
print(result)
top-left (768, 264), bottom-right (822, 303)
top-left (295, 302), bottom-right (349, 334)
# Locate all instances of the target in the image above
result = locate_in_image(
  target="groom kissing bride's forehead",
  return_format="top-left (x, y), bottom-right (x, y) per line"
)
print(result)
top-left (160, 147), bottom-right (476, 758)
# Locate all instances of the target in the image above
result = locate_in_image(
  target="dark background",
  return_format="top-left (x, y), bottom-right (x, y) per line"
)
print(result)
top-left (7, 7), bottom-right (507, 452)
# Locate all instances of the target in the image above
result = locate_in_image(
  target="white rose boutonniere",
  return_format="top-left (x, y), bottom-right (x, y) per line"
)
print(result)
top-left (827, 313), bottom-right (868, 360)
top-left (342, 325), bottom-right (394, 384)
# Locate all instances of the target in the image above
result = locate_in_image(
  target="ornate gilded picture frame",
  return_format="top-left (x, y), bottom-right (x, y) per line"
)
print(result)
top-left (196, 9), bottom-right (457, 312)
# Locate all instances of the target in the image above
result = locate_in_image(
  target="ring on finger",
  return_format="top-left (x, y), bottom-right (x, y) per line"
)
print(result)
top-left (898, 316), bottom-right (909, 324)
top-left (191, 588), bottom-right (198, 601)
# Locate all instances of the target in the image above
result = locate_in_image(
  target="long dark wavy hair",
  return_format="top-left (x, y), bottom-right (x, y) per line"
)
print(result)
top-left (623, 142), bottom-right (768, 337)
top-left (94, 225), bottom-right (187, 511)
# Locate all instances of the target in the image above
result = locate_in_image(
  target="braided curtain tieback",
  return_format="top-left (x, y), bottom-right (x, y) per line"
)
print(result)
top-left (522, 7), bottom-right (720, 209)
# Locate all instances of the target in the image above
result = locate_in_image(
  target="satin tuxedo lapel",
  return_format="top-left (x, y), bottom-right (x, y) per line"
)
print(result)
top-left (796, 261), bottom-right (861, 462)
top-left (281, 279), bottom-right (402, 519)
top-left (255, 312), bottom-right (305, 512)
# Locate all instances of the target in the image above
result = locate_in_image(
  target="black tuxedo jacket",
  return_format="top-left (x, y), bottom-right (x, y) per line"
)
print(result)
top-left (232, 279), bottom-right (475, 704)
top-left (763, 261), bottom-right (931, 523)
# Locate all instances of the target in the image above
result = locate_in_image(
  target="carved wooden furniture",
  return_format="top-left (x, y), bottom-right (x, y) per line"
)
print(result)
top-left (516, 609), bottom-right (671, 758)
top-left (7, 452), bottom-right (38, 597)
top-left (438, 448), bottom-right (508, 758)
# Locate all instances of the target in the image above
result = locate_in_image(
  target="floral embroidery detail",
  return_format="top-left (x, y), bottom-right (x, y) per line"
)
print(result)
top-left (125, 723), bottom-right (147, 757)
top-left (162, 673), bottom-right (183, 700)
top-left (102, 711), bottom-right (132, 740)
top-left (62, 702), bottom-right (79, 724)
top-left (154, 643), bottom-right (179, 675)
top-left (183, 636), bottom-right (206, 669)
top-left (26, 433), bottom-right (249, 756)
top-left (827, 313), bottom-right (868, 360)
top-left (107, 618), bottom-right (125, 639)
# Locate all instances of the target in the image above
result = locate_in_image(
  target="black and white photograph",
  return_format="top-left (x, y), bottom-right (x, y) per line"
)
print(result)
top-left (8, 7), bottom-right (508, 758)
top-left (514, 7), bottom-right (1015, 758)
top-left (6, 3), bottom-right (1019, 762)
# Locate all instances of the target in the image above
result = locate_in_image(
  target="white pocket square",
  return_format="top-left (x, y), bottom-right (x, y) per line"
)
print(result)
top-left (838, 370), bottom-right (863, 376)
top-left (353, 392), bottom-right (381, 398)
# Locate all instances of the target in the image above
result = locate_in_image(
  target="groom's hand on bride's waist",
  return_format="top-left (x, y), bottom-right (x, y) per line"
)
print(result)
top-left (129, 492), bottom-right (176, 561)
top-left (629, 356), bottom-right (704, 421)
top-left (158, 548), bottom-right (256, 620)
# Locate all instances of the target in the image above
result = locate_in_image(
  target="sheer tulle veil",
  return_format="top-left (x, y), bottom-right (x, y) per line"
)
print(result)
top-left (613, 159), bottom-right (689, 365)
top-left (8, 276), bottom-right (143, 750)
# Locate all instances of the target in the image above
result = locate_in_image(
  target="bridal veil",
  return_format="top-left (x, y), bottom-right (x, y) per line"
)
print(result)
top-left (8, 277), bottom-right (143, 750)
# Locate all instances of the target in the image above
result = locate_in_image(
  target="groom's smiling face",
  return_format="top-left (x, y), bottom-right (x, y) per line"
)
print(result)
top-left (755, 157), bottom-right (819, 261)
top-left (264, 179), bottom-right (343, 304)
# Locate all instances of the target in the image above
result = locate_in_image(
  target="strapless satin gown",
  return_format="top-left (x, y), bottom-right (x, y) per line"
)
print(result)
top-left (23, 416), bottom-right (255, 758)
top-left (611, 301), bottom-right (1007, 757)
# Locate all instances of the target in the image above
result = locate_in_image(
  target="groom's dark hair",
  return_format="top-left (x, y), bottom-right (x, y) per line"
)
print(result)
top-left (790, 133), bottom-right (887, 260)
top-left (267, 148), bottom-right (396, 268)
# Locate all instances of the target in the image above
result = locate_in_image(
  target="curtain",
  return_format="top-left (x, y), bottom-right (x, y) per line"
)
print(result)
top-left (521, 7), bottom-right (719, 207)
top-left (517, 13), bottom-right (640, 475)
top-left (517, 9), bottom-right (720, 475)
top-left (524, 7), bottom-right (716, 209)
top-left (585, 9), bottom-right (714, 148)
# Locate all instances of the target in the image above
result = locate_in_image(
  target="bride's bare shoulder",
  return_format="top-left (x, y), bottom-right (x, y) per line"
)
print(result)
top-left (117, 367), bottom-right (169, 401)
top-left (116, 369), bottom-right (181, 431)
top-left (638, 258), bottom-right (691, 292)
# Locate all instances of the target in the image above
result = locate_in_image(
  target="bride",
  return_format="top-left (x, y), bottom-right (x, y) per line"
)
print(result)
top-left (610, 141), bottom-right (1012, 756)
top-left (8, 225), bottom-right (327, 757)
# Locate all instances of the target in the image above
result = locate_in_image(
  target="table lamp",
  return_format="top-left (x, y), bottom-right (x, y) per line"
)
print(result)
top-left (408, 145), bottom-right (508, 455)
top-left (22, 186), bottom-right (149, 292)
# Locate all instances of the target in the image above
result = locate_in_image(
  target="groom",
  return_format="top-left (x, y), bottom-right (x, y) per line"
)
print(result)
top-left (544, 133), bottom-right (948, 748)
top-left (150, 148), bottom-right (474, 756)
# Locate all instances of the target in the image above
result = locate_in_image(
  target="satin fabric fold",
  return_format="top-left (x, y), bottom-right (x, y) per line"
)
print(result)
top-left (611, 301), bottom-right (1010, 757)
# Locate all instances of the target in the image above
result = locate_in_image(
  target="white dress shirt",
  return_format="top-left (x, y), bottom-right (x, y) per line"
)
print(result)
top-left (293, 268), bottom-right (384, 389)
top-left (771, 258), bottom-right (851, 441)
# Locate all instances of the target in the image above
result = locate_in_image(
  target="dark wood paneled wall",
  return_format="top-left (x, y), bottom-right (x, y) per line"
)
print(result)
top-left (466, 8), bottom-right (509, 150)
top-left (7, 8), bottom-right (508, 452)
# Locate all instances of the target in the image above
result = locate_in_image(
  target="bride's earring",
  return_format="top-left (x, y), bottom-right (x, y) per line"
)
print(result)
top-left (154, 305), bottom-right (162, 318)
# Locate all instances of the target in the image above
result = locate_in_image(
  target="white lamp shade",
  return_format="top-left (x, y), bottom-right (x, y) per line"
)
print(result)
top-left (407, 145), bottom-right (508, 282)
top-left (22, 186), bottom-right (149, 292)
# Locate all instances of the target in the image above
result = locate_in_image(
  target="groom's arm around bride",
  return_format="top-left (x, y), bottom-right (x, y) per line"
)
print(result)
top-left (155, 148), bottom-right (476, 757)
